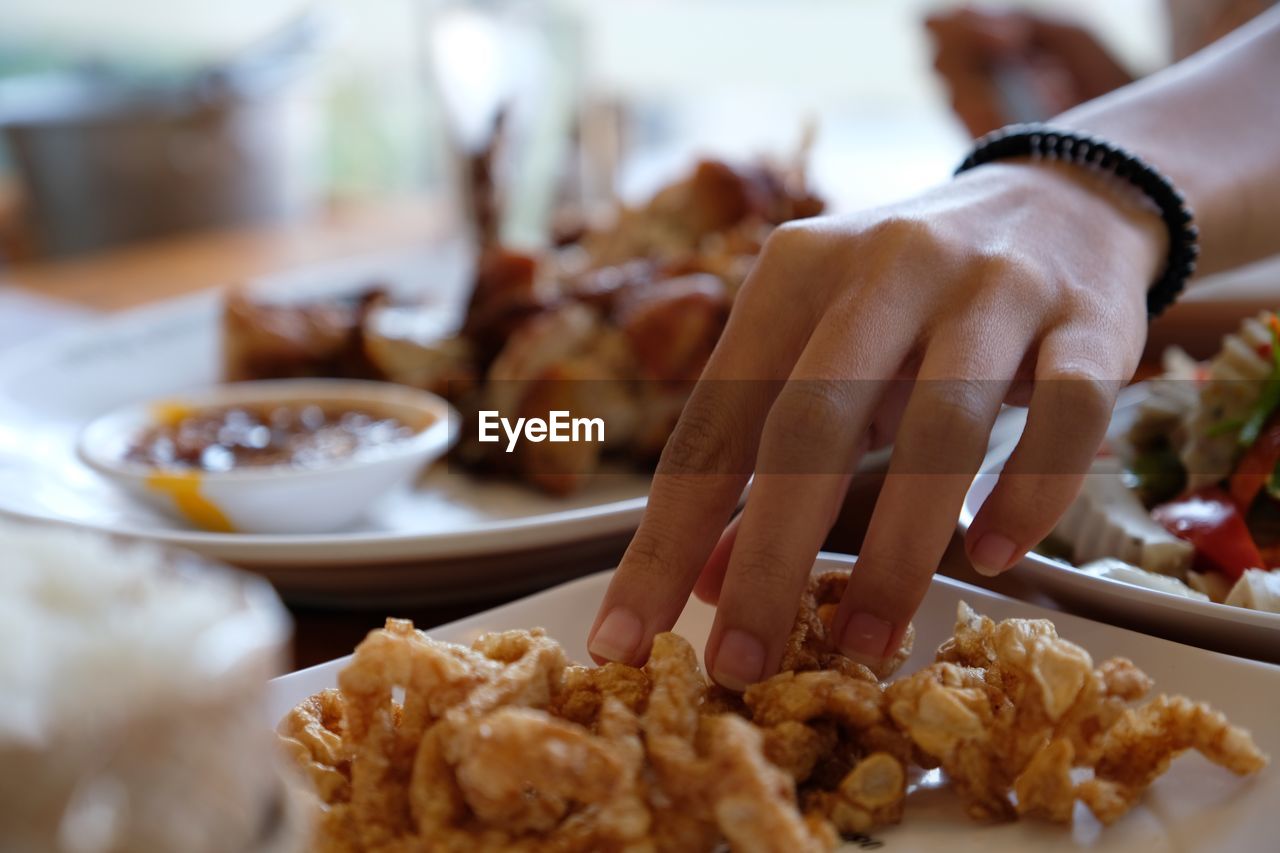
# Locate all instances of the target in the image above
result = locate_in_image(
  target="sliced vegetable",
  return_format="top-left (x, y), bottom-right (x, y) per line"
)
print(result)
top-left (1229, 417), bottom-right (1280, 510)
top-left (1224, 568), bottom-right (1280, 613)
top-left (1078, 557), bottom-right (1210, 601)
top-left (1239, 379), bottom-right (1280, 447)
top-left (1123, 444), bottom-right (1186, 508)
top-left (1152, 486), bottom-right (1263, 580)
top-left (1206, 417), bottom-right (1244, 438)
top-left (1237, 315), bottom-right (1280, 449)
top-left (1268, 457), bottom-right (1280, 502)
top-left (1245, 497), bottom-right (1280, 562)
top-left (1256, 314), bottom-right (1280, 361)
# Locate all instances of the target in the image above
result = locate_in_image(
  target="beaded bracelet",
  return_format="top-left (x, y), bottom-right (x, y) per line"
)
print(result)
top-left (954, 123), bottom-right (1198, 319)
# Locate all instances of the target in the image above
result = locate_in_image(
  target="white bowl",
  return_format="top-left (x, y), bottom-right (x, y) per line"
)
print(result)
top-left (78, 379), bottom-right (457, 534)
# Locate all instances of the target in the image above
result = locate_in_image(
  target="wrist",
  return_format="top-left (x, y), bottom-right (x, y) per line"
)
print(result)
top-left (962, 160), bottom-right (1168, 303)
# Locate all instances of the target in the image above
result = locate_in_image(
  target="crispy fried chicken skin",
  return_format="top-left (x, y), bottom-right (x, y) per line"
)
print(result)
top-left (280, 572), bottom-right (1265, 850)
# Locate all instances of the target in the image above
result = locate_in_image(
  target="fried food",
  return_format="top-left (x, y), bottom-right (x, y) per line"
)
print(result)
top-left (1079, 694), bottom-right (1269, 823)
top-left (278, 689), bottom-right (350, 804)
top-left (779, 569), bottom-right (914, 681)
top-left (552, 662), bottom-right (651, 727)
top-left (280, 573), bottom-right (1267, 850)
top-left (226, 146), bottom-right (823, 495)
top-left (804, 750), bottom-right (907, 835)
top-left (223, 288), bottom-right (388, 383)
top-left (889, 601), bottom-right (1268, 825)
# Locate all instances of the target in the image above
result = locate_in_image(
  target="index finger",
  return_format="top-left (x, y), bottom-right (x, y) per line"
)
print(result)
top-left (586, 246), bottom-right (820, 665)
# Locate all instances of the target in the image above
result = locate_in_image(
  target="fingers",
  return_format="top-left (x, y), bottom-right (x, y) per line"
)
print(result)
top-left (588, 233), bottom-right (825, 665)
top-left (693, 513), bottom-right (740, 605)
top-left (703, 305), bottom-right (912, 690)
top-left (707, 473), bottom-right (854, 689)
top-left (693, 469), bottom-right (856, 606)
top-left (832, 324), bottom-right (1028, 668)
top-left (586, 369), bottom-right (770, 666)
top-left (692, 373), bottom-right (913, 611)
top-left (964, 324), bottom-right (1134, 575)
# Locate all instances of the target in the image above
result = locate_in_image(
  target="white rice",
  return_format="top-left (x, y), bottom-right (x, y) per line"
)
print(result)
top-left (0, 521), bottom-right (296, 853)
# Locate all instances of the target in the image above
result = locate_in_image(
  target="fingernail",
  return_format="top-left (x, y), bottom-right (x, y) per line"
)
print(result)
top-left (971, 532), bottom-right (1018, 577)
top-left (839, 611), bottom-right (893, 666)
top-left (712, 628), bottom-right (766, 692)
top-left (589, 607), bottom-right (644, 663)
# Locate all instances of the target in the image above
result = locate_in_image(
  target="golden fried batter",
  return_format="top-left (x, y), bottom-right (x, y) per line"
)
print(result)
top-left (805, 751), bottom-right (908, 835)
top-left (1080, 694), bottom-right (1268, 824)
top-left (449, 706), bottom-right (627, 831)
top-left (553, 662), bottom-right (651, 727)
top-left (762, 720), bottom-right (838, 781)
top-left (891, 602), bottom-right (1267, 825)
top-left (779, 571), bottom-right (914, 681)
top-left (279, 575), bottom-right (1267, 850)
top-left (278, 688), bottom-right (350, 804)
top-left (744, 670), bottom-right (882, 730)
top-left (701, 714), bottom-right (834, 853)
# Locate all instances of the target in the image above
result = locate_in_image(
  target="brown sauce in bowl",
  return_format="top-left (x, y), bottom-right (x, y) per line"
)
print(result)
top-left (126, 402), bottom-right (418, 472)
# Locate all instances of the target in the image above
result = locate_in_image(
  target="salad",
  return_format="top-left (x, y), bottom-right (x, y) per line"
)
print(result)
top-left (1047, 311), bottom-right (1280, 613)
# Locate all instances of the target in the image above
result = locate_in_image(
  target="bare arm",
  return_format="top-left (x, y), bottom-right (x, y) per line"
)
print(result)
top-left (589, 8), bottom-right (1280, 689)
top-left (1058, 7), bottom-right (1280, 274)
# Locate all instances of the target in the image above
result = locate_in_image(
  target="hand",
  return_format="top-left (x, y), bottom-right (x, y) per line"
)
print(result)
top-left (926, 6), bottom-right (1134, 136)
top-left (588, 161), bottom-right (1165, 689)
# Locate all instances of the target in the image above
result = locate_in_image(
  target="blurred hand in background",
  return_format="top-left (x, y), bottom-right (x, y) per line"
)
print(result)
top-left (926, 5), bottom-right (1135, 137)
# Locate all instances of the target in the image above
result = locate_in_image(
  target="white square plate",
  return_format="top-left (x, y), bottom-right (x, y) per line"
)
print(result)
top-left (268, 553), bottom-right (1280, 851)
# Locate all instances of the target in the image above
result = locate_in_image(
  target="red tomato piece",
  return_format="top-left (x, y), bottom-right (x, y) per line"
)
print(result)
top-left (1152, 486), bottom-right (1263, 580)
top-left (1230, 419), bottom-right (1280, 510)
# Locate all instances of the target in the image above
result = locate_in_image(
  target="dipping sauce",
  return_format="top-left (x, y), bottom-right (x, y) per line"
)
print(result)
top-left (125, 402), bottom-right (418, 472)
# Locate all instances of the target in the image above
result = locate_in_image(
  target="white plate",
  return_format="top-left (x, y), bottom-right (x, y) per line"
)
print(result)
top-left (0, 248), bottom-right (930, 604)
top-left (0, 250), bottom-right (653, 602)
top-left (269, 553), bottom-right (1280, 851)
top-left (960, 385), bottom-right (1280, 663)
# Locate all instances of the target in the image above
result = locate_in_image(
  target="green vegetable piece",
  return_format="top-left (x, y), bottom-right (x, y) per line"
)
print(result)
top-left (1267, 456), bottom-right (1280, 502)
top-left (1240, 320), bottom-right (1280, 450)
top-left (1123, 445), bottom-right (1187, 508)
top-left (1207, 417), bottom-right (1244, 438)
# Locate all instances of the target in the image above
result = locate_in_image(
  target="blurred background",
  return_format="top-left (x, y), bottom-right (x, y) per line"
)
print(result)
top-left (0, 0), bottom-right (1167, 265)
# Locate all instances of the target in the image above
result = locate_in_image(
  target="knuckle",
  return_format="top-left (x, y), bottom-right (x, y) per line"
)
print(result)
top-left (961, 251), bottom-right (1049, 310)
top-left (1053, 279), bottom-right (1108, 318)
top-left (987, 473), bottom-right (1084, 536)
top-left (974, 248), bottom-right (1038, 282)
top-left (758, 221), bottom-right (821, 272)
top-left (622, 526), bottom-right (681, 580)
top-left (896, 381), bottom-right (991, 474)
top-left (854, 547), bottom-right (934, 599)
top-left (658, 403), bottom-right (740, 477)
top-left (1039, 368), bottom-right (1117, 426)
top-left (773, 381), bottom-right (849, 439)
top-left (759, 383), bottom-right (853, 471)
top-left (731, 540), bottom-right (805, 594)
top-left (860, 214), bottom-right (937, 254)
top-left (747, 221), bottom-right (838, 309)
top-left (923, 379), bottom-right (991, 431)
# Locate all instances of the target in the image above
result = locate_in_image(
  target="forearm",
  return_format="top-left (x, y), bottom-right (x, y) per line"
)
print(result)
top-left (1057, 6), bottom-right (1280, 276)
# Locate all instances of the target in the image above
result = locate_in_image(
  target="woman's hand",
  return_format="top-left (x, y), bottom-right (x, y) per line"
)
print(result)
top-left (587, 161), bottom-right (1165, 690)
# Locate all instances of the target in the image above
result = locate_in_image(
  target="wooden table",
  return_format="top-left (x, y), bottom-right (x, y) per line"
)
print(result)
top-left (4, 201), bottom-right (1276, 670)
